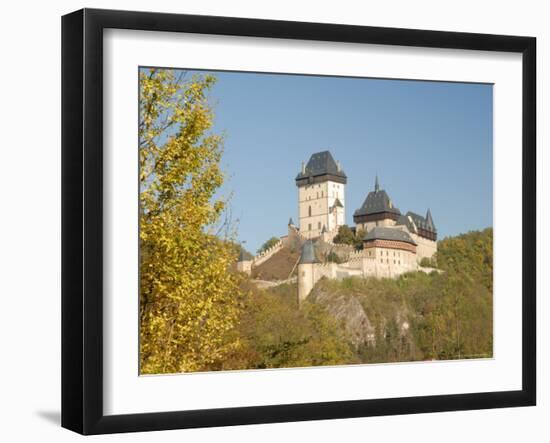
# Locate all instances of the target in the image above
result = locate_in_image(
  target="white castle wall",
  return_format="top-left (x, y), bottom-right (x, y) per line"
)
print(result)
top-left (361, 248), bottom-right (417, 279)
top-left (298, 245), bottom-right (422, 301)
top-left (236, 260), bottom-right (252, 274)
top-left (410, 233), bottom-right (437, 262)
top-left (356, 218), bottom-right (396, 232)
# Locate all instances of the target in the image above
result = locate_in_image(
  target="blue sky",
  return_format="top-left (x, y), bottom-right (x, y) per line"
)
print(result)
top-left (166, 69), bottom-right (493, 253)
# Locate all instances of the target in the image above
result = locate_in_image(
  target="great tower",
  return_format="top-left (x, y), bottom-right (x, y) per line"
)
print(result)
top-left (295, 151), bottom-right (347, 239)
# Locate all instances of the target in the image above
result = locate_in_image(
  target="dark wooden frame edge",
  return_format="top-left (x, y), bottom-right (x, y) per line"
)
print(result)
top-left (61, 8), bottom-right (537, 435)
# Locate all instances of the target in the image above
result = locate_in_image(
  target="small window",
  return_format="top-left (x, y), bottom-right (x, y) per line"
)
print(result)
top-left (308, 206), bottom-right (312, 217)
top-left (308, 223), bottom-right (312, 231)
top-left (318, 222), bottom-right (321, 229)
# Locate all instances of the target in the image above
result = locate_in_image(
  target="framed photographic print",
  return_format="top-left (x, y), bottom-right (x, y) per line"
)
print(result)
top-left (61, 8), bottom-right (536, 435)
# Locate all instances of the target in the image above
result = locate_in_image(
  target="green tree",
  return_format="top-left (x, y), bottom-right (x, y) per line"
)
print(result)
top-left (333, 225), bottom-right (355, 245)
top-left (139, 68), bottom-right (245, 374)
top-left (333, 225), bottom-right (365, 250)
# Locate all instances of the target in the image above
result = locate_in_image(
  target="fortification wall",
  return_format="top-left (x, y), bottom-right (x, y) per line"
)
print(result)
top-left (410, 233), bottom-right (437, 262)
top-left (252, 239), bottom-right (284, 267)
top-left (361, 247), bottom-right (417, 279)
top-left (313, 262), bottom-right (363, 282)
top-left (315, 239), bottom-right (355, 262)
top-left (236, 260), bottom-right (252, 274)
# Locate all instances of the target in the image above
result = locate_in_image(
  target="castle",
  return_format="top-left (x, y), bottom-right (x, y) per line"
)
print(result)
top-left (237, 150), bottom-right (439, 303)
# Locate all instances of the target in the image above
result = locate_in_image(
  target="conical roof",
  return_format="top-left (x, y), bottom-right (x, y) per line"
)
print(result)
top-left (425, 209), bottom-right (435, 230)
top-left (299, 240), bottom-right (320, 264)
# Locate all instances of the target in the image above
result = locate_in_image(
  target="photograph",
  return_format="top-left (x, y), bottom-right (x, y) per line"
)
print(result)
top-left (138, 66), bottom-right (494, 375)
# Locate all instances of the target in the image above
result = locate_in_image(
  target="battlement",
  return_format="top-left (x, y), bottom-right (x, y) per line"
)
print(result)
top-left (252, 239), bottom-right (284, 267)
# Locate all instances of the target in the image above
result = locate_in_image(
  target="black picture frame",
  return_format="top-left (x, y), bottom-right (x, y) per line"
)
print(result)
top-left (62, 8), bottom-right (536, 435)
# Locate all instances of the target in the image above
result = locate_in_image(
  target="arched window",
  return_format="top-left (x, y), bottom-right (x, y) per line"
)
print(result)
top-left (308, 206), bottom-right (312, 217)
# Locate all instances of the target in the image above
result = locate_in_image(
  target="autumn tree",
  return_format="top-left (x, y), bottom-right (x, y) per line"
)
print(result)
top-left (221, 282), bottom-right (353, 370)
top-left (139, 68), bottom-right (244, 374)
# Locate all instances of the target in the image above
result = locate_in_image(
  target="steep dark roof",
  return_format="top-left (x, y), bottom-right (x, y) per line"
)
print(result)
top-left (354, 175), bottom-right (400, 217)
top-left (332, 198), bottom-right (344, 208)
top-left (354, 189), bottom-right (400, 217)
top-left (288, 217), bottom-right (295, 226)
top-left (425, 209), bottom-right (435, 231)
top-left (395, 214), bottom-right (417, 233)
top-left (407, 211), bottom-right (437, 233)
top-left (299, 240), bottom-right (320, 264)
top-left (296, 151), bottom-right (347, 182)
top-left (363, 227), bottom-right (416, 245)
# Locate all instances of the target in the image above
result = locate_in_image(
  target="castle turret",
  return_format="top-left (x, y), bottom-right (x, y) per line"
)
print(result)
top-left (236, 248), bottom-right (253, 275)
top-left (297, 240), bottom-right (319, 304)
top-left (295, 151), bottom-right (347, 239)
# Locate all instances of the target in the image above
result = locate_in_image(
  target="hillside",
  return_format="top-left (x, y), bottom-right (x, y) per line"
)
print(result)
top-left (251, 246), bottom-right (300, 281)
top-left (312, 228), bottom-right (493, 363)
top-left (220, 228), bottom-right (493, 370)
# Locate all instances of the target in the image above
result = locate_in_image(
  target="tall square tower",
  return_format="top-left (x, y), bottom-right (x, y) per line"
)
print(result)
top-left (295, 151), bottom-right (347, 239)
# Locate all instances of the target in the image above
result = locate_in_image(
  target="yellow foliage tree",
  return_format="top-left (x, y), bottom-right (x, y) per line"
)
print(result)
top-left (139, 68), bottom-right (244, 374)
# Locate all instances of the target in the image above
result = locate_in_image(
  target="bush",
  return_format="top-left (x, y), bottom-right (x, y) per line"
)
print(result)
top-left (419, 257), bottom-right (433, 267)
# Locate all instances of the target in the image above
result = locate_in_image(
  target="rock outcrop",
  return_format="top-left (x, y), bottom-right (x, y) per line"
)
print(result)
top-left (309, 283), bottom-right (375, 348)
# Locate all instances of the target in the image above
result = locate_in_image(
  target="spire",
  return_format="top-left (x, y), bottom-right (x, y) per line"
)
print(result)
top-left (288, 217), bottom-right (295, 226)
top-left (375, 174), bottom-right (380, 192)
top-left (425, 208), bottom-right (435, 230)
top-left (321, 224), bottom-right (327, 234)
top-left (299, 240), bottom-right (320, 264)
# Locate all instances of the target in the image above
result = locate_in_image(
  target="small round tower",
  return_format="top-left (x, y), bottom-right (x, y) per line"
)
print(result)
top-left (297, 239), bottom-right (320, 304)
